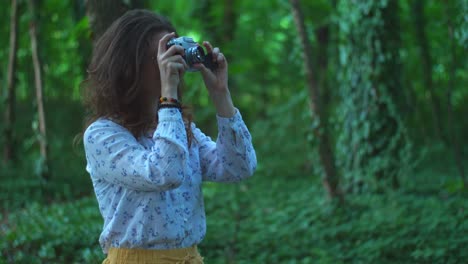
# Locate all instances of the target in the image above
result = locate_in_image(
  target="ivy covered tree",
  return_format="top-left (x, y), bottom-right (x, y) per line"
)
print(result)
top-left (336, 0), bottom-right (411, 191)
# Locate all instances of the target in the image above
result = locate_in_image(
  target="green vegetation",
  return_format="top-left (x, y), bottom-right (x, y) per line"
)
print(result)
top-left (2, 155), bottom-right (467, 263)
top-left (1, 0), bottom-right (467, 263)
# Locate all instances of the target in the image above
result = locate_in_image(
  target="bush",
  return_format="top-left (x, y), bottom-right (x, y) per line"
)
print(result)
top-left (0, 197), bottom-right (103, 263)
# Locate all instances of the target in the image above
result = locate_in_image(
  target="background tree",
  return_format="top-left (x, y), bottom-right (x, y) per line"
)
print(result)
top-left (29, 0), bottom-right (49, 181)
top-left (86, 0), bottom-right (145, 43)
top-left (3, 0), bottom-right (19, 165)
top-left (411, 0), bottom-right (444, 141)
top-left (192, 0), bottom-right (240, 135)
top-left (290, 0), bottom-right (341, 200)
top-left (72, 0), bottom-right (92, 77)
top-left (443, 0), bottom-right (466, 186)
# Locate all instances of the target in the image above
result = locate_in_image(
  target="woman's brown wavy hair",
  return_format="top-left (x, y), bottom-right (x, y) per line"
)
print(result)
top-left (81, 9), bottom-right (193, 143)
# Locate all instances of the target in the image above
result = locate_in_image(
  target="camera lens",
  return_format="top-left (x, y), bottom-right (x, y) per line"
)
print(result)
top-left (185, 46), bottom-right (205, 66)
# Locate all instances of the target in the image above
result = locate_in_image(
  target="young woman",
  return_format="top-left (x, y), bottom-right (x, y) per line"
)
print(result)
top-left (82, 9), bottom-right (256, 264)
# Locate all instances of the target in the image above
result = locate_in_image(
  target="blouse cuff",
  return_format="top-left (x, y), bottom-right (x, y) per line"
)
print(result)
top-left (158, 108), bottom-right (183, 122)
top-left (154, 108), bottom-right (187, 146)
top-left (216, 108), bottom-right (243, 127)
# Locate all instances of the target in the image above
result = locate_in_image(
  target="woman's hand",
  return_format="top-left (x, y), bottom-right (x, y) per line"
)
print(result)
top-left (194, 41), bottom-right (228, 93)
top-left (157, 32), bottom-right (188, 99)
top-left (194, 42), bottom-right (236, 117)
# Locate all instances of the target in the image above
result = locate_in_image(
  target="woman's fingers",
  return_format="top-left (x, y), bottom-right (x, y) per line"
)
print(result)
top-left (165, 55), bottom-right (188, 69)
top-left (212, 47), bottom-right (219, 56)
top-left (212, 47), bottom-right (221, 63)
top-left (168, 62), bottom-right (186, 76)
top-left (202, 41), bottom-right (227, 70)
top-left (203, 41), bottom-right (213, 54)
top-left (159, 45), bottom-right (185, 62)
top-left (203, 41), bottom-right (221, 63)
top-left (158, 32), bottom-right (176, 56)
top-left (166, 55), bottom-right (188, 77)
top-left (217, 52), bottom-right (227, 68)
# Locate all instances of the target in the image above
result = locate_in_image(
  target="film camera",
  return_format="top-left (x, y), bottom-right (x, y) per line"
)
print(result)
top-left (166, 36), bottom-right (217, 72)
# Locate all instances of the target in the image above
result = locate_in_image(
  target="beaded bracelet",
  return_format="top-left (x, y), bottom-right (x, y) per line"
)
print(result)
top-left (159, 97), bottom-right (181, 106)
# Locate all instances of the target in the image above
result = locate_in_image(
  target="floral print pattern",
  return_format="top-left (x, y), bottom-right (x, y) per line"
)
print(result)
top-left (84, 108), bottom-right (256, 253)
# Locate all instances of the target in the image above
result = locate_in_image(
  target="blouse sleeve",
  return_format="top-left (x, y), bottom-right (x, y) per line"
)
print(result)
top-left (83, 108), bottom-right (189, 192)
top-left (194, 109), bottom-right (257, 182)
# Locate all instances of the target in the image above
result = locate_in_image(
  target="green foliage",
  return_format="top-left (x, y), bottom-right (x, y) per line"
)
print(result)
top-left (2, 162), bottom-right (467, 263)
top-left (0, 101), bottom-right (89, 212)
top-left (1, 198), bottom-right (104, 263)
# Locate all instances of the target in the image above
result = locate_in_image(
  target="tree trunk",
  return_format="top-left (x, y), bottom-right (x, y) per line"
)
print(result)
top-left (221, 0), bottom-right (239, 103)
top-left (444, 0), bottom-right (466, 187)
top-left (379, 0), bottom-right (404, 190)
top-left (72, 0), bottom-right (92, 76)
top-left (290, 0), bottom-right (341, 200)
top-left (316, 25), bottom-right (330, 116)
top-left (411, 0), bottom-right (444, 142)
top-left (86, 0), bottom-right (144, 44)
top-left (3, 0), bottom-right (19, 165)
top-left (197, 0), bottom-right (239, 132)
top-left (29, 0), bottom-right (49, 181)
top-left (222, 0), bottom-right (236, 44)
top-left (337, 1), bottom-right (410, 191)
top-left (198, 0), bottom-right (237, 44)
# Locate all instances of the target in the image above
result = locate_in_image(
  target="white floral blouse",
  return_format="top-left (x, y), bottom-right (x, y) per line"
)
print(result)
top-left (83, 108), bottom-right (256, 253)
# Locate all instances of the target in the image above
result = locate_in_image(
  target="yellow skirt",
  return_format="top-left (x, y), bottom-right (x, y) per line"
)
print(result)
top-left (102, 245), bottom-right (204, 264)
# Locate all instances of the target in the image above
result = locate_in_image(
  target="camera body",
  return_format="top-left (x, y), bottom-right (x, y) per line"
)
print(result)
top-left (166, 36), bottom-right (217, 72)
